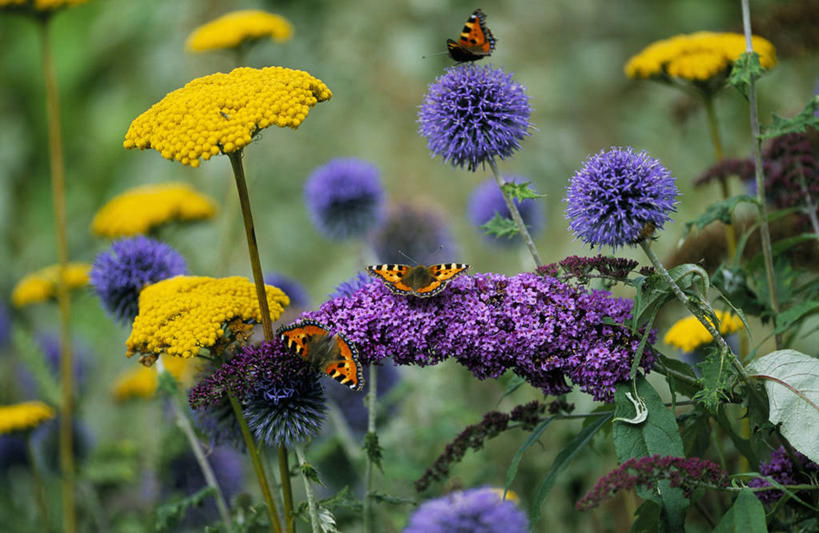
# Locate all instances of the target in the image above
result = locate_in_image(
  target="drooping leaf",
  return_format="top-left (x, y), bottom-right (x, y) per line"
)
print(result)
top-left (774, 301), bottom-right (819, 335)
top-left (694, 347), bottom-right (738, 413)
top-left (712, 487), bottom-right (768, 533)
top-left (759, 95), bottom-right (819, 139)
top-left (501, 180), bottom-right (546, 201)
top-left (504, 416), bottom-right (557, 497)
top-left (684, 195), bottom-right (757, 235)
top-left (729, 51), bottom-right (764, 100)
top-left (748, 350), bottom-right (819, 463)
top-left (480, 213), bottom-right (519, 239)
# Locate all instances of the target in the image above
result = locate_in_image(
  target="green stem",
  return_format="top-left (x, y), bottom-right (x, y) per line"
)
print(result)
top-left (278, 446), bottom-right (295, 533)
top-left (488, 159), bottom-right (543, 267)
top-left (39, 19), bottom-right (74, 533)
top-left (294, 445), bottom-right (321, 533)
top-left (227, 392), bottom-right (282, 533)
top-left (363, 364), bottom-right (377, 533)
top-left (26, 434), bottom-right (51, 533)
top-left (703, 94), bottom-right (737, 258)
top-left (740, 0), bottom-right (782, 349)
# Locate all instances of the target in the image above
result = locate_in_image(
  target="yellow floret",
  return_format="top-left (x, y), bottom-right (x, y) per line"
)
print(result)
top-left (126, 276), bottom-right (289, 359)
top-left (664, 310), bottom-right (744, 353)
top-left (0, 401), bottom-right (55, 434)
top-left (625, 32), bottom-right (776, 82)
top-left (123, 66), bottom-right (332, 167)
top-left (187, 10), bottom-right (293, 52)
top-left (12, 263), bottom-right (91, 307)
top-left (112, 365), bottom-right (158, 401)
top-left (91, 182), bottom-right (217, 238)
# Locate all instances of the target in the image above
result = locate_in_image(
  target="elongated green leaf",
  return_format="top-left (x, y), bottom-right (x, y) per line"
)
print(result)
top-left (656, 353), bottom-right (700, 400)
top-left (528, 413), bottom-right (612, 528)
top-left (632, 264), bottom-right (707, 329)
top-left (500, 374), bottom-right (526, 401)
top-left (748, 350), bottom-right (819, 463)
top-left (759, 95), bottom-right (819, 139)
top-left (748, 233), bottom-right (819, 270)
top-left (774, 301), bottom-right (819, 334)
top-left (684, 195), bottom-right (756, 235)
top-left (505, 416), bottom-right (556, 497)
top-left (713, 488), bottom-right (768, 533)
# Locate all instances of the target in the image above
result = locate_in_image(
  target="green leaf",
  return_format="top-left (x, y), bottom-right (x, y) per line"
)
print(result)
top-left (657, 353), bottom-right (701, 400)
top-left (747, 233), bottom-right (819, 271)
top-left (748, 350), bottom-right (819, 463)
top-left (528, 412), bottom-right (612, 527)
top-left (363, 431), bottom-right (383, 471)
top-left (630, 500), bottom-right (662, 533)
top-left (12, 327), bottom-right (61, 407)
top-left (684, 195), bottom-right (757, 235)
top-left (480, 213), bottom-right (519, 239)
top-left (759, 95), bottom-right (819, 140)
top-left (500, 374), bottom-right (527, 401)
top-left (504, 416), bottom-right (556, 497)
top-left (712, 488), bottom-right (768, 533)
top-left (501, 180), bottom-right (546, 201)
top-left (729, 51), bottom-right (764, 100)
top-left (774, 301), bottom-right (819, 334)
top-left (679, 409), bottom-right (711, 458)
top-left (694, 347), bottom-right (738, 413)
top-left (630, 311), bottom-right (657, 380)
top-left (712, 266), bottom-right (766, 318)
top-left (301, 460), bottom-right (322, 485)
top-left (155, 487), bottom-right (215, 531)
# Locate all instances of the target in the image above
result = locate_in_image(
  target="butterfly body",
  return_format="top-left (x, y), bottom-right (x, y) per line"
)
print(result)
top-left (447, 9), bottom-right (495, 62)
top-left (366, 263), bottom-right (470, 297)
top-left (278, 320), bottom-right (364, 391)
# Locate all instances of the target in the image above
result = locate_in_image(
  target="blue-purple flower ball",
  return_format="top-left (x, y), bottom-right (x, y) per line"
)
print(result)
top-left (90, 236), bottom-right (187, 324)
top-left (468, 176), bottom-right (544, 246)
top-left (329, 271), bottom-right (374, 300)
top-left (565, 147), bottom-right (678, 249)
top-left (304, 158), bottom-right (386, 240)
top-left (404, 487), bottom-right (528, 533)
top-left (264, 272), bottom-right (310, 309)
top-left (418, 64), bottom-right (531, 171)
top-left (370, 203), bottom-right (458, 265)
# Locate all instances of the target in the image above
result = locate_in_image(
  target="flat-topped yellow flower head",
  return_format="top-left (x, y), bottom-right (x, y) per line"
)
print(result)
top-left (124, 66), bottom-right (332, 167)
top-left (187, 10), bottom-right (293, 52)
top-left (112, 354), bottom-right (200, 401)
top-left (625, 32), bottom-right (776, 83)
top-left (0, 0), bottom-right (86, 12)
top-left (126, 276), bottom-right (289, 360)
top-left (664, 310), bottom-right (744, 353)
top-left (92, 182), bottom-right (217, 238)
top-left (0, 401), bottom-right (55, 434)
top-left (12, 263), bottom-right (91, 307)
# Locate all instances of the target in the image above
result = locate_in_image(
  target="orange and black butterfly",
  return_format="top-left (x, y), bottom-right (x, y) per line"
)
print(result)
top-left (278, 320), bottom-right (364, 391)
top-left (366, 263), bottom-right (470, 298)
top-left (447, 9), bottom-right (496, 62)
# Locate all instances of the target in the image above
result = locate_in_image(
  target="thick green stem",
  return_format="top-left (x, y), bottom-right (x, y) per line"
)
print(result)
top-left (740, 0), bottom-right (782, 349)
top-left (703, 94), bottom-right (737, 258)
top-left (363, 365), bottom-right (378, 532)
top-left (488, 160), bottom-right (543, 267)
top-left (26, 434), bottom-right (51, 533)
top-left (294, 445), bottom-right (321, 533)
top-left (278, 446), bottom-right (295, 533)
top-left (39, 19), bottom-right (75, 533)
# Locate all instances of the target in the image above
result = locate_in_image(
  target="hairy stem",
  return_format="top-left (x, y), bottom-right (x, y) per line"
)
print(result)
top-left (363, 364), bottom-right (378, 533)
top-left (488, 159), bottom-right (543, 266)
top-left (39, 19), bottom-right (75, 533)
top-left (703, 94), bottom-right (738, 258)
top-left (294, 445), bottom-right (321, 533)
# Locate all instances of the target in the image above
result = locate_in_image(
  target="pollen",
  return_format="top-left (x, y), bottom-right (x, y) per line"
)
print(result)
top-left (186, 9), bottom-right (293, 52)
top-left (12, 263), bottom-right (92, 307)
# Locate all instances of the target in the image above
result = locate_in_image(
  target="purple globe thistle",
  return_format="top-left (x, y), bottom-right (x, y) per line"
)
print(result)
top-left (418, 64), bottom-right (532, 171)
top-left (370, 202), bottom-right (458, 265)
top-left (748, 446), bottom-right (819, 504)
top-left (468, 176), bottom-right (544, 246)
top-left (565, 147), bottom-right (679, 250)
top-left (404, 487), bottom-right (528, 533)
top-left (304, 158), bottom-right (386, 240)
top-left (329, 271), bottom-right (374, 300)
top-left (90, 236), bottom-right (187, 324)
top-left (264, 272), bottom-right (310, 309)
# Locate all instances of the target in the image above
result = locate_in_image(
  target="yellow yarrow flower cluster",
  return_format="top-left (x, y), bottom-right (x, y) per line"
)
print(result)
top-left (625, 32), bottom-right (776, 82)
top-left (126, 276), bottom-right (289, 359)
top-left (0, 402), bottom-right (55, 434)
top-left (664, 310), bottom-right (744, 353)
top-left (123, 66), bottom-right (332, 167)
top-left (0, 0), bottom-right (86, 11)
top-left (112, 355), bottom-right (200, 401)
top-left (91, 182), bottom-right (217, 238)
top-left (187, 10), bottom-right (293, 52)
top-left (12, 262), bottom-right (91, 307)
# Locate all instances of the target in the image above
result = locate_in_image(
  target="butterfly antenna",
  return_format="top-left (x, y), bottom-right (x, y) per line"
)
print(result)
top-left (428, 244), bottom-right (446, 260)
top-left (397, 249), bottom-right (419, 266)
top-left (421, 51), bottom-right (451, 59)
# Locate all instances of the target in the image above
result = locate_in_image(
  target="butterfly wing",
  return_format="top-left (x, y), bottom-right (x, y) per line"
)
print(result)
top-left (413, 263), bottom-right (471, 297)
top-left (278, 320), bottom-right (364, 391)
top-left (447, 9), bottom-right (496, 62)
top-left (324, 333), bottom-right (364, 391)
top-left (366, 264), bottom-right (415, 295)
top-left (278, 321), bottom-right (329, 358)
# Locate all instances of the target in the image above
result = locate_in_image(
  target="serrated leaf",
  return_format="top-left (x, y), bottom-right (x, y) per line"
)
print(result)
top-left (694, 347), bottom-right (737, 413)
top-left (729, 51), bottom-right (764, 100)
top-left (363, 431), bottom-right (383, 471)
top-left (684, 195), bottom-right (757, 235)
top-left (301, 461), bottom-right (322, 485)
top-left (504, 416), bottom-right (556, 497)
top-left (759, 95), bottom-right (819, 140)
top-left (500, 180), bottom-right (546, 201)
top-left (316, 506), bottom-right (340, 533)
top-left (712, 487), bottom-right (768, 533)
top-left (480, 213), bottom-right (519, 239)
top-left (748, 350), bottom-right (819, 463)
top-left (774, 301), bottom-right (819, 334)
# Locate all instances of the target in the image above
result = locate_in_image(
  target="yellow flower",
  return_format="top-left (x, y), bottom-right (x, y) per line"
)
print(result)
top-left (112, 365), bottom-right (158, 401)
top-left (187, 10), bottom-right (293, 52)
top-left (664, 310), bottom-right (744, 352)
top-left (124, 66), bottom-right (332, 167)
top-left (91, 182), bottom-right (217, 238)
top-left (625, 32), bottom-right (776, 82)
top-left (126, 276), bottom-right (289, 360)
top-left (0, 0), bottom-right (86, 11)
top-left (0, 401), bottom-right (55, 434)
top-left (12, 262), bottom-right (91, 307)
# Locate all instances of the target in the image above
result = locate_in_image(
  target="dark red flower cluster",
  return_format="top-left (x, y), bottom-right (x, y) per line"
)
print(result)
top-left (537, 254), bottom-right (641, 284)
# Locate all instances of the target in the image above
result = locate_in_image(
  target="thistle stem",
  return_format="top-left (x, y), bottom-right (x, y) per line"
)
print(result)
top-left (26, 434), bottom-right (51, 533)
top-left (294, 445), bottom-right (321, 533)
top-left (740, 0), bottom-right (782, 349)
top-left (488, 159), bottom-right (543, 266)
top-left (363, 364), bottom-right (378, 533)
top-left (278, 446), bottom-right (295, 533)
top-left (39, 19), bottom-right (75, 533)
top-left (703, 94), bottom-right (737, 258)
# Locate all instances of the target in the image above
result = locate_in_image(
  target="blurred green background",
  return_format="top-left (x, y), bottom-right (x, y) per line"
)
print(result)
top-left (1, 0), bottom-right (817, 530)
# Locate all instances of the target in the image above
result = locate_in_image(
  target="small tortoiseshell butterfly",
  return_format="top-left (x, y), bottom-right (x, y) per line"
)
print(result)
top-left (278, 320), bottom-right (364, 391)
top-left (366, 263), bottom-right (470, 298)
top-left (447, 9), bottom-right (496, 62)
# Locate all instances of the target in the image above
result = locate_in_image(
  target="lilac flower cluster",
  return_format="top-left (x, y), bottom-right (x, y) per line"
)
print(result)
top-left (748, 446), bottom-right (819, 504)
top-left (405, 487), bottom-right (528, 533)
top-left (537, 255), bottom-right (641, 284)
top-left (694, 157), bottom-right (755, 187)
top-left (576, 455), bottom-right (728, 510)
top-left (304, 272), bottom-right (655, 402)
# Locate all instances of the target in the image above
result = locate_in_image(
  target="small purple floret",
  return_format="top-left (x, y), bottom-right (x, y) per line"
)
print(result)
top-left (404, 487), bottom-right (528, 533)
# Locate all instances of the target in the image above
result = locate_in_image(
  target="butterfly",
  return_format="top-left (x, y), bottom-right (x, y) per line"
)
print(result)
top-left (446, 9), bottom-right (496, 62)
top-left (366, 263), bottom-right (470, 298)
top-left (278, 320), bottom-right (364, 391)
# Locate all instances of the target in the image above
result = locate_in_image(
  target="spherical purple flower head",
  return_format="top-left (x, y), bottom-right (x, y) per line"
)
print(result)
top-left (194, 400), bottom-right (243, 449)
top-left (418, 64), bottom-right (532, 171)
top-left (325, 361), bottom-right (401, 434)
top-left (0, 303), bottom-right (10, 349)
top-left (329, 271), bottom-right (374, 300)
top-left (370, 202), bottom-right (458, 265)
top-left (304, 272), bottom-right (655, 402)
top-left (91, 236), bottom-right (187, 324)
top-left (265, 272), bottom-right (310, 309)
top-left (565, 147), bottom-right (679, 250)
top-left (404, 487), bottom-right (528, 533)
top-left (18, 333), bottom-right (88, 399)
top-left (748, 446), bottom-right (819, 504)
top-left (468, 176), bottom-right (544, 246)
top-left (304, 158), bottom-right (386, 240)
